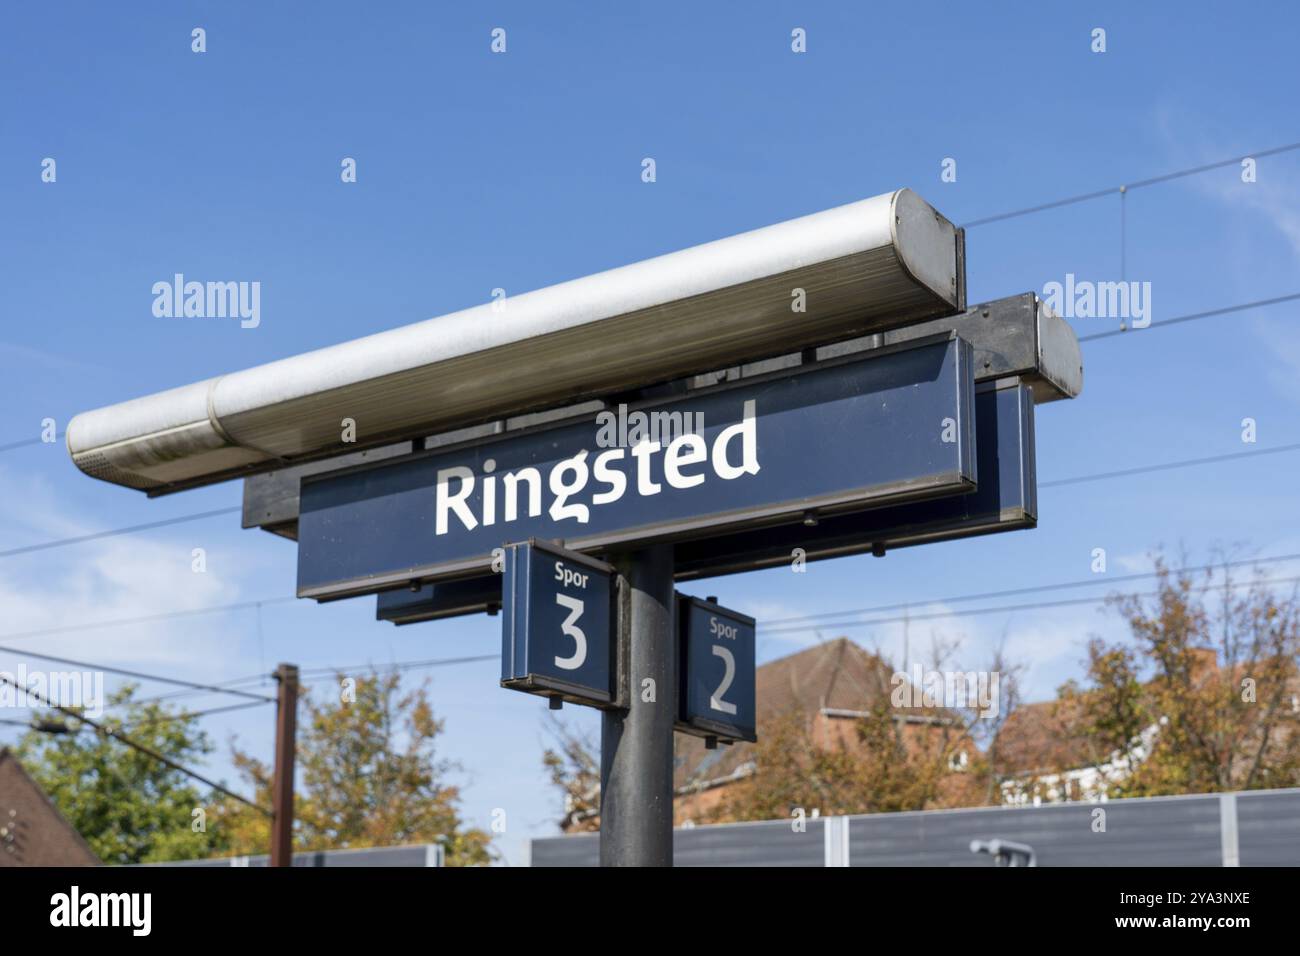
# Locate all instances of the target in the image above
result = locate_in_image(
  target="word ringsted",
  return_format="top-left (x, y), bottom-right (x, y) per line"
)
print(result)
top-left (436, 400), bottom-right (760, 535)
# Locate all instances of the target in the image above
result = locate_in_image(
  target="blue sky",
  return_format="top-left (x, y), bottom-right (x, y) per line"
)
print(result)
top-left (2, 2), bottom-right (1299, 865)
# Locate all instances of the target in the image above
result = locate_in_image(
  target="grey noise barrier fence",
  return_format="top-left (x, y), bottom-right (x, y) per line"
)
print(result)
top-left (530, 788), bottom-right (1300, 867)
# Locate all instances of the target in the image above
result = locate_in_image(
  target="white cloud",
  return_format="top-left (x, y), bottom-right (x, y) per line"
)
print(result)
top-left (0, 472), bottom-right (260, 682)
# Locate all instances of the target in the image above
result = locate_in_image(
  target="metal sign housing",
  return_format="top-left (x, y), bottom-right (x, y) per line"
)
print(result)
top-left (374, 379), bottom-right (1034, 623)
top-left (501, 539), bottom-right (619, 708)
top-left (676, 596), bottom-right (757, 742)
top-left (296, 334), bottom-right (976, 599)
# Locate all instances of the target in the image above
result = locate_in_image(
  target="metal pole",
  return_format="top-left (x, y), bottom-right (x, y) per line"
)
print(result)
top-left (600, 544), bottom-right (676, 866)
top-left (270, 663), bottom-right (299, 867)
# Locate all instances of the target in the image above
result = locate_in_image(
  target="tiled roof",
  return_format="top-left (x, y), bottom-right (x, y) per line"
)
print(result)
top-left (674, 637), bottom-right (901, 790)
top-left (0, 748), bottom-right (100, 866)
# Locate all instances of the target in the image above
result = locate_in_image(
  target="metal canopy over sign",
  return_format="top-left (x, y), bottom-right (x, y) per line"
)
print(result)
top-left (501, 539), bottom-right (618, 708)
top-left (677, 596), bottom-right (757, 742)
top-left (297, 334), bottom-right (976, 600)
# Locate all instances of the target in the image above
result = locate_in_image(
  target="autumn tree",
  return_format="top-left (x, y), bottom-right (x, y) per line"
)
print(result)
top-left (1079, 554), bottom-right (1300, 797)
top-left (541, 715), bottom-right (601, 832)
top-left (221, 670), bottom-right (491, 865)
top-left (712, 639), bottom-right (1016, 822)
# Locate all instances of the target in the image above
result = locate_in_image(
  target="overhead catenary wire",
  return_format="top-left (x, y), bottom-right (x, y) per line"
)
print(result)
top-left (1078, 292), bottom-right (1300, 343)
top-left (0, 642), bottom-right (275, 702)
top-left (296, 654), bottom-right (498, 682)
top-left (0, 596), bottom-right (296, 644)
top-left (134, 670), bottom-right (277, 706)
top-left (0, 506), bottom-right (241, 558)
top-left (0, 699), bottom-right (273, 735)
top-left (0, 427), bottom-right (66, 454)
top-left (1039, 441), bottom-right (1300, 489)
top-left (106, 654), bottom-right (500, 712)
top-left (759, 572), bottom-right (1300, 638)
top-left (760, 549), bottom-right (1300, 628)
top-left (0, 671), bottom-right (269, 815)
top-left (124, 698), bottom-right (273, 726)
top-left (962, 139), bottom-right (1300, 228)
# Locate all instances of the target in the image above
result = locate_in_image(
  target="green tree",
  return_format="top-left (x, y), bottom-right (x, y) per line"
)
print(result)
top-left (16, 685), bottom-right (231, 865)
top-left (222, 670), bottom-right (492, 866)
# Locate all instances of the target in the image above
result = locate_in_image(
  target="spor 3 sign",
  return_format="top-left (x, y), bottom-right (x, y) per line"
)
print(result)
top-left (500, 539), bottom-right (618, 708)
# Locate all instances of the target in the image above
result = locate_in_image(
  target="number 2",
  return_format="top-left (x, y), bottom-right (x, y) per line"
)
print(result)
top-left (710, 645), bottom-right (737, 715)
top-left (554, 594), bottom-right (587, 670)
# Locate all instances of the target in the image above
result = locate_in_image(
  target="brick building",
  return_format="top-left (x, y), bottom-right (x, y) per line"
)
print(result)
top-left (560, 637), bottom-right (979, 830)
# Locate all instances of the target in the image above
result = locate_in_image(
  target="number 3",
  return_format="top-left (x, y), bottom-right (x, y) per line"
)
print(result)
top-left (554, 594), bottom-right (587, 670)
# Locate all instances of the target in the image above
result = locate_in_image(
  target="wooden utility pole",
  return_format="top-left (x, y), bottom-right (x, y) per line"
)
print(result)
top-left (270, 663), bottom-right (299, 867)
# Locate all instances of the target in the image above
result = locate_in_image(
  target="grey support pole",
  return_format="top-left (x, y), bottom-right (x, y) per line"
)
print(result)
top-left (600, 544), bottom-right (676, 866)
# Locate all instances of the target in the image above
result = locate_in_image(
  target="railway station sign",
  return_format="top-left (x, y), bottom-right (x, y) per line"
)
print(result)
top-left (374, 380), bottom-right (1037, 623)
top-left (297, 334), bottom-right (977, 600)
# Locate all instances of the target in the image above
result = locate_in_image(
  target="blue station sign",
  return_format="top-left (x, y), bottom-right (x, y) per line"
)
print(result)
top-left (297, 334), bottom-right (977, 599)
top-left (677, 596), bottom-right (757, 742)
top-left (501, 539), bottom-right (618, 707)
top-left (373, 380), bottom-right (1037, 624)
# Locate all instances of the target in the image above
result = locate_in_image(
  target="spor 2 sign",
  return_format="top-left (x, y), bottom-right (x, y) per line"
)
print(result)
top-left (677, 595), bottom-right (757, 743)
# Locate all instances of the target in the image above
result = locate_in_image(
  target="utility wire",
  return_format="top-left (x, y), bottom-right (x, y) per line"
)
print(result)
top-left (761, 549), bottom-right (1300, 628)
top-left (0, 596), bottom-right (295, 644)
top-left (107, 655), bottom-right (498, 712)
top-left (0, 699), bottom-right (272, 735)
top-left (0, 671), bottom-right (269, 815)
top-left (0, 643), bottom-right (274, 702)
top-left (760, 573), bottom-right (1300, 638)
top-left (1078, 292), bottom-right (1300, 343)
top-left (134, 670), bottom-right (275, 706)
top-left (0, 506), bottom-right (241, 558)
top-left (1039, 441), bottom-right (1300, 489)
top-left (296, 654), bottom-right (497, 681)
top-left (0, 429), bottom-right (66, 454)
top-left (963, 139), bottom-right (1300, 228)
top-left (126, 699), bottom-right (273, 727)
